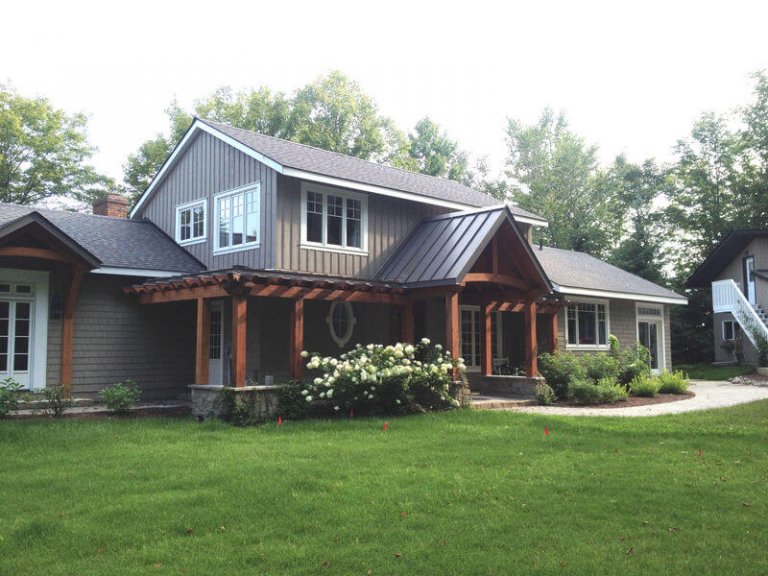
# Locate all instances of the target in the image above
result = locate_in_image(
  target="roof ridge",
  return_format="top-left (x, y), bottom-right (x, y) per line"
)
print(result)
top-left (0, 202), bottom-right (148, 224)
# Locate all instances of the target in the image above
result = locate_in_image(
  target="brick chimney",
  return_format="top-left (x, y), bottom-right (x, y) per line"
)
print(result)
top-left (93, 193), bottom-right (130, 218)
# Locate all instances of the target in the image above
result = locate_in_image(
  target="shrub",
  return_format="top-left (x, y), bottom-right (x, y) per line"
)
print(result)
top-left (618, 345), bottom-right (651, 386)
top-left (657, 370), bottom-right (690, 394)
top-left (276, 380), bottom-right (313, 420)
top-left (99, 379), bottom-right (141, 414)
top-left (42, 386), bottom-right (72, 418)
top-left (301, 339), bottom-right (463, 416)
top-left (595, 377), bottom-right (628, 403)
top-left (630, 375), bottom-right (661, 397)
top-left (538, 352), bottom-right (586, 400)
top-left (534, 381), bottom-right (556, 406)
top-left (0, 377), bottom-right (24, 418)
top-left (568, 378), bottom-right (602, 404)
top-left (583, 353), bottom-right (621, 382)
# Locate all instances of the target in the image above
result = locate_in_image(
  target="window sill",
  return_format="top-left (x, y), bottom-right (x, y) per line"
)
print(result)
top-left (565, 344), bottom-right (610, 351)
top-left (300, 242), bottom-right (368, 257)
top-left (177, 238), bottom-right (207, 247)
top-left (213, 243), bottom-right (261, 256)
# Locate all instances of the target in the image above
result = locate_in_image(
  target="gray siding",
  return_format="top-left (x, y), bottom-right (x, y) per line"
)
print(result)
top-left (137, 131), bottom-right (277, 271)
top-left (713, 311), bottom-right (758, 364)
top-left (274, 175), bottom-right (445, 278)
top-left (715, 237), bottom-right (768, 310)
top-left (45, 274), bottom-right (196, 400)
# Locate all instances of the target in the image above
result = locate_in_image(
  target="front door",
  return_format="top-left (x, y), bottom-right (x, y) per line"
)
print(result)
top-left (0, 284), bottom-right (34, 389)
top-left (638, 320), bottom-right (662, 374)
top-left (208, 301), bottom-right (224, 386)
top-left (744, 256), bottom-right (756, 305)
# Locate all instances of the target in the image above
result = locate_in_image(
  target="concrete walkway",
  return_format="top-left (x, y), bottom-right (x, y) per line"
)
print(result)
top-left (482, 380), bottom-right (768, 417)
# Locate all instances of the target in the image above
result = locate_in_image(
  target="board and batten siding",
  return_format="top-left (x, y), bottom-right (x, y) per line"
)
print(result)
top-left (137, 131), bottom-right (277, 270)
top-left (274, 175), bottom-right (446, 279)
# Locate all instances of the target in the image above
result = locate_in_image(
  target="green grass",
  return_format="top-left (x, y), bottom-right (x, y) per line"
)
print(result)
top-left (676, 363), bottom-right (756, 380)
top-left (2, 405), bottom-right (768, 575)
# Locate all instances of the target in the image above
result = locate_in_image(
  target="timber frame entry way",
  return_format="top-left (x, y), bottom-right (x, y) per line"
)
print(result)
top-left (124, 266), bottom-right (563, 387)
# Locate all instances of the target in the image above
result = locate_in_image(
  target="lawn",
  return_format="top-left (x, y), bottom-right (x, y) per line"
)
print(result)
top-left (2, 404), bottom-right (767, 575)
top-left (676, 363), bottom-right (756, 380)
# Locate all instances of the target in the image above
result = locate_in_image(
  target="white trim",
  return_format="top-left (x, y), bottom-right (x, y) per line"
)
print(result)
top-left (326, 301), bottom-right (356, 347)
top-left (196, 122), bottom-right (284, 173)
top-left (636, 303), bottom-right (666, 373)
top-left (722, 319), bottom-right (737, 341)
top-left (300, 182), bottom-right (369, 254)
top-left (212, 182), bottom-right (262, 255)
top-left (511, 215), bottom-right (548, 227)
top-left (90, 267), bottom-right (181, 278)
top-left (0, 269), bottom-right (48, 390)
top-left (557, 285), bottom-right (687, 305)
top-left (175, 198), bottom-right (207, 245)
top-left (564, 298), bottom-right (611, 350)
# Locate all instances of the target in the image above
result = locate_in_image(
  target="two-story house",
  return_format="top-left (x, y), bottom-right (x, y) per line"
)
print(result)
top-left (0, 118), bottom-right (686, 400)
top-left (687, 230), bottom-right (768, 365)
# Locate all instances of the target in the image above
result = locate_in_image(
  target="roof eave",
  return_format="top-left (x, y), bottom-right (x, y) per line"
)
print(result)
top-left (555, 285), bottom-right (687, 305)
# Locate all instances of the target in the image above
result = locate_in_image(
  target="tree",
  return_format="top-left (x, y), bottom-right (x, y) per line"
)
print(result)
top-left (504, 108), bottom-right (622, 258)
top-left (0, 84), bottom-right (108, 205)
top-left (405, 117), bottom-right (470, 182)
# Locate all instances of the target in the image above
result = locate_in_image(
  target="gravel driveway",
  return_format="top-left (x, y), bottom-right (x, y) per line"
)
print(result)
top-left (503, 380), bottom-right (768, 417)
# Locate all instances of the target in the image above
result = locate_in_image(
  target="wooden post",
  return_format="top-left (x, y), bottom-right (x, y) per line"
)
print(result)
top-left (445, 291), bottom-right (460, 379)
top-left (290, 297), bottom-right (305, 380)
top-left (524, 301), bottom-right (538, 377)
top-left (60, 265), bottom-right (84, 397)
top-left (401, 301), bottom-right (414, 343)
top-left (550, 311), bottom-right (559, 352)
top-left (231, 296), bottom-right (247, 387)
top-left (480, 301), bottom-right (493, 376)
top-left (195, 298), bottom-right (211, 385)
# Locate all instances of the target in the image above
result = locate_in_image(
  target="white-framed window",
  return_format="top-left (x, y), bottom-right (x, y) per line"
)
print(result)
top-left (637, 303), bottom-right (665, 372)
top-left (175, 199), bottom-right (207, 244)
top-left (326, 302), bottom-right (356, 347)
top-left (214, 183), bottom-right (261, 254)
top-left (301, 183), bottom-right (368, 254)
top-left (0, 269), bottom-right (48, 390)
top-left (459, 306), bottom-right (504, 371)
top-left (722, 320), bottom-right (738, 341)
top-left (565, 299), bottom-right (609, 349)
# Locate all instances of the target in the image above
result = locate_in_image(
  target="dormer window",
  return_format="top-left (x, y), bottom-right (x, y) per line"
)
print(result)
top-left (301, 183), bottom-right (368, 253)
top-left (175, 200), bottom-right (206, 244)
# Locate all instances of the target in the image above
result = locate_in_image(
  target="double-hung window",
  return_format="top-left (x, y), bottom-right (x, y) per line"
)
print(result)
top-left (302, 184), bottom-right (367, 252)
top-left (175, 200), bottom-right (206, 244)
top-left (214, 183), bottom-right (261, 253)
top-left (566, 300), bottom-right (609, 349)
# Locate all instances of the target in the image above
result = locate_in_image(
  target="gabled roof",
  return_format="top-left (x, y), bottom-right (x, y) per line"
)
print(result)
top-left (686, 230), bottom-right (768, 288)
top-left (376, 206), bottom-right (551, 290)
top-left (534, 246), bottom-right (686, 305)
top-left (0, 203), bottom-right (205, 275)
top-left (130, 118), bottom-right (547, 226)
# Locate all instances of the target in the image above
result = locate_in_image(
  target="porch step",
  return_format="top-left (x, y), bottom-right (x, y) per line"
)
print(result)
top-left (471, 394), bottom-right (532, 410)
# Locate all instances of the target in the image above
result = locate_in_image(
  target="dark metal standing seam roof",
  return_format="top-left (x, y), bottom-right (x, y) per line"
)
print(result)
top-left (375, 206), bottom-right (551, 289)
top-left (0, 203), bottom-right (205, 274)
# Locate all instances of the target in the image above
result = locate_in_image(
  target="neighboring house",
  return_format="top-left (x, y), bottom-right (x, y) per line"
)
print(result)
top-left (687, 230), bottom-right (768, 365)
top-left (0, 118), bottom-right (686, 399)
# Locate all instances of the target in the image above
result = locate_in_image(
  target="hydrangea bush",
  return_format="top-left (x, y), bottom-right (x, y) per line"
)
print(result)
top-left (299, 339), bottom-right (466, 415)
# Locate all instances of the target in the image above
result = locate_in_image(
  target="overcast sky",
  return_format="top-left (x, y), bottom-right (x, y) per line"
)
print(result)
top-left (3, 0), bottom-right (768, 183)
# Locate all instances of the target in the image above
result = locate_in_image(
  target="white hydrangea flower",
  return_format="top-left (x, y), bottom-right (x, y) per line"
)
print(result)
top-left (314, 378), bottom-right (323, 386)
top-left (300, 350), bottom-right (309, 358)
top-left (421, 338), bottom-right (430, 345)
top-left (334, 405), bottom-right (340, 411)
top-left (367, 344), bottom-right (375, 351)
top-left (404, 344), bottom-right (414, 355)
top-left (305, 396), bottom-right (313, 402)
top-left (301, 389), bottom-right (309, 396)
top-left (434, 344), bottom-right (442, 351)
top-left (319, 392), bottom-right (326, 399)
top-left (368, 394), bottom-right (374, 400)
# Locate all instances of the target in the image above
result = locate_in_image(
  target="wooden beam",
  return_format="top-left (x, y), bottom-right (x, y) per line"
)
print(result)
top-left (464, 273), bottom-right (528, 290)
top-left (481, 301), bottom-right (493, 376)
top-left (524, 301), bottom-right (538, 377)
top-left (491, 236), bottom-right (499, 275)
top-left (0, 246), bottom-right (78, 263)
top-left (290, 297), bottom-right (305, 380)
top-left (401, 300), bottom-right (414, 343)
top-left (231, 296), bottom-right (247, 387)
top-left (445, 291), bottom-right (460, 380)
top-left (195, 298), bottom-right (211, 385)
top-left (550, 311), bottom-right (559, 352)
top-left (60, 265), bottom-right (85, 396)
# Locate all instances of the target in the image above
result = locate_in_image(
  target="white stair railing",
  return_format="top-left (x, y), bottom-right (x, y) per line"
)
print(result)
top-left (712, 279), bottom-right (768, 347)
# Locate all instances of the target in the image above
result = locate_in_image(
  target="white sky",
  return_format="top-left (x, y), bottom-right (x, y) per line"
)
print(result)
top-left (3, 0), bottom-right (768, 182)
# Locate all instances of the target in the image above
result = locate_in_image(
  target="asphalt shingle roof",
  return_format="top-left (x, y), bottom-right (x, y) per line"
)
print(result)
top-left (534, 245), bottom-right (686, 302)
top-left (0, 203), bottom-right (204, 273)
top-left (686, 230), bottom-right (768, 288)
top-left (198, 119), bottom-right (545, 222)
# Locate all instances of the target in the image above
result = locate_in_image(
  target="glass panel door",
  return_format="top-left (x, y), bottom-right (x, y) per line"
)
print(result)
top-left (0, 299), bottom-right (32, 388)
top-left (209, 302), bottom-right (223, 386)
top-left (638, 321), bottom-right (660, 372)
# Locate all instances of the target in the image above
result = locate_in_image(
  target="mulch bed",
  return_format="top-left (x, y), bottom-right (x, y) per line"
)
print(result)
top-left (558, 391), bottom-right (695, 409)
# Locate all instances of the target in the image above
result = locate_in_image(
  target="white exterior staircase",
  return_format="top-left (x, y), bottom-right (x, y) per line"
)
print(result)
top-left (712, 279), bottom-right (768, 346)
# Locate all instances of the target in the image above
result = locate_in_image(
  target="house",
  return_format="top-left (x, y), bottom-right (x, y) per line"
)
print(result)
top-left (687, 230), bottom-right (768, 364)
top-left (0, 118), bottom-right (687, 402)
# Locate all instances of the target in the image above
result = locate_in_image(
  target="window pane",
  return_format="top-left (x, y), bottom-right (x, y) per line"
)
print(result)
top-left (0, 353), bottom-right (6, 372)
top-left (16, 285), bottom-right (32, 294)
top-left (306, 191), bottom-right (323, 243)
top-left (180, 208), bottom-right (191, 241)
top-left (13, 354), bottom-right (27, 372)
top-left (219, 198), bottom-right (230, 247)
top-left (0, 285), bottom-right (9, 293)
top-left (327, 195), bottom-right (343, 246)
top-left (567, 307), bottom-right (577, 344)
top-left (346, 198), bottom-right (361, 248)
top-left (210, 310), bottom-right (222, 360)
top-left (232, 194), bottom-right (244, 245)
top-left (192, 205), bottom-right (205, 238)
top-left (332, 304), bottom-right (348, 340)
top-left (597, 304), bottom-right (606, 345)
top-left (246, 191), bottom-right (258, 243)
top-left (577, 303), bottom-right (596, 344)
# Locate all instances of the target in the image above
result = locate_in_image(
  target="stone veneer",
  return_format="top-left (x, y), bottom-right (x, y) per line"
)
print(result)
top-left (189, 384), bottom-right (280, 421)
